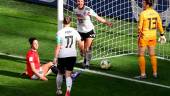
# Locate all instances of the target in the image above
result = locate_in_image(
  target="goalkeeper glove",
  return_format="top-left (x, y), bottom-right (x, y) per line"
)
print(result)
top-left (158, 35), bottom-right (166, 44)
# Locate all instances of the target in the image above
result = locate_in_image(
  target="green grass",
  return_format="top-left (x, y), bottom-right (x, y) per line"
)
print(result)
top-left (1, 54), bottom-right (170, 96)
top-left (0, 0), bottom-right (170, 96)
top-left (0, 0), bottom-right (57, 60)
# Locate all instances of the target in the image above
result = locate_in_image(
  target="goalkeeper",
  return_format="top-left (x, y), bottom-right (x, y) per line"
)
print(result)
top-left (136, 0), bottom-right (166, 79)
top-left (74, 0), bottom-right (112, 69)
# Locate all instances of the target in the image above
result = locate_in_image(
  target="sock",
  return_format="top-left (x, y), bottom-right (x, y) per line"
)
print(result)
top-left (85, 49), bottom-right (92, 66)
top-left (83, 58), bottom-right (86, 66)
top-left (87, 48), bottom-right (92, 61)
top-left (150, 55), bottom-right (157, 75)
top-left (51, 65), bottom-right (58, 75)
top-left (56, 74), bottom-right (63, 90)
top-left (139, 55), bottom-right (146, 76)
top-left (66, 77), bottom-right (72, 92)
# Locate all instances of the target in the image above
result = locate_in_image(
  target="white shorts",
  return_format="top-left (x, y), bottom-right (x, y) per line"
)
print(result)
top-left (31, 67), bottom-right (43, 80)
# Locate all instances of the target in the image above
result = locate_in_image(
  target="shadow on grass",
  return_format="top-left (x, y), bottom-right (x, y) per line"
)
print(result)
top-left (0, 14), bottom-right (56, 25)
top-left (0, 70), bottom-right (29, 79)
top-left (0, 54), bottom-right (25, 63)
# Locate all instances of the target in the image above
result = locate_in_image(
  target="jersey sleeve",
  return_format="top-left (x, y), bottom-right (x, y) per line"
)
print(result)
top-left (85, 7), bottom-right (98, 17)
top-left (27, 52), bottom-right (34, 64)
top-left (89, 8), bottom-right (98, 17)
top-left (157, 14), bottom-right (164, 34)
top-left (138, 12), bottom-right (144, 33)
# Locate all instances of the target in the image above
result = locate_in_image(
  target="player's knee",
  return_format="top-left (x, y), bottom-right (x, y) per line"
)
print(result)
top-left (65, 71), bottom-right (72, 77)
top-left (149, 52), bottom-right (155, 56)
top-left (46, 62), bottom-right (53, 68)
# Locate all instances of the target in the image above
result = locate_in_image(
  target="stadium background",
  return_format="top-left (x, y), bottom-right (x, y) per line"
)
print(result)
top-left (26, 0), bottom-right (170, 31)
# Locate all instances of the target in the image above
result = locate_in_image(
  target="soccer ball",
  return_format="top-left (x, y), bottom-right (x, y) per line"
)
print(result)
top-left (100, 59), bottom-right (111, 69)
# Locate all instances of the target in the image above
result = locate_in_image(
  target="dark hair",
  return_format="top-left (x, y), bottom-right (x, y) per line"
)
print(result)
top-left (63, 16), bottom-right (71, 25)
top-left (28, 37), bottom-right (37, 45)
top-left (145, 0), bottom-right (154, 6)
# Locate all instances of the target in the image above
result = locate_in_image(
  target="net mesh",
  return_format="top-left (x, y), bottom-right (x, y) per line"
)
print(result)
top-left (64, 0), bottom-right (170, 60)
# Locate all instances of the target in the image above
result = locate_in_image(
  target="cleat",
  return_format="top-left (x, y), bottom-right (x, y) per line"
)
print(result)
top-left (84, 65), bottom-right (89, 69)
top-left (56, 89), bottom-right (62, 96)
top-left (134, 75), bottom-right (147, 80)
top-left (65, 90), bottom-right (70, 96)
top-left (71, 71), bottom-right (81, 81)
top-left (153, 74), bottom-right (158, 79)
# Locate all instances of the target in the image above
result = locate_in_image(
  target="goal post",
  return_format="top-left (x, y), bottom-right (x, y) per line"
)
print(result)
top-left (57, 0), bottom-right (64, 31)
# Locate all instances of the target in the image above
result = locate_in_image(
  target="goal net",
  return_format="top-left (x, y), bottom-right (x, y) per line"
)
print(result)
top-left (63, 0), bottom-right (170, 60)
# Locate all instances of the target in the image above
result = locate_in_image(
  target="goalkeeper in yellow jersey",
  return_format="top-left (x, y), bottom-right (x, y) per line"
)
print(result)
top-left (136, 0), bottom-right (166, 79)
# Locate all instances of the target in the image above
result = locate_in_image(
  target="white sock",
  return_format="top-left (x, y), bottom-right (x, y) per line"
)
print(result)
top-left (66, 77), bottom-right (72, 91)
top-left (85, 50), bottom-right (92, 66)
top-left (56, 74), bottom-right (63, 90)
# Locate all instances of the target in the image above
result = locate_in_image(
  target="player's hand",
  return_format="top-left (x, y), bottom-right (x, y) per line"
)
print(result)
top-left (53, 57), bottom-right (58, 65)
top-left (158, 35), bottom-right (166, 44)
top-left (106, 21), bottom-right (112, 27)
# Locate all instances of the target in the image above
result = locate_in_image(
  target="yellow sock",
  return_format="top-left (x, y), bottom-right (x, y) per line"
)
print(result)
top-left (150, 55), bottom-right (157, 74)
top-left (139, 55), bottom-right (146, 75)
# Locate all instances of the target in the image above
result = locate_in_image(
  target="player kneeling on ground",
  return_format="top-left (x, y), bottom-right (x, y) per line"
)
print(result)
top-left (54, 16), bottom-right (84, 96)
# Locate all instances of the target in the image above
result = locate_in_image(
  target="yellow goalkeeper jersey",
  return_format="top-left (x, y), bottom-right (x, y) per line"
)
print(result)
top-left (138, 7), bottom-right (164, 40)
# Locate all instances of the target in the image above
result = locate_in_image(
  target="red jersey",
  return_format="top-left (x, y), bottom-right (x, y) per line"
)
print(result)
top-left (26, 49), bottom-right (40, 77)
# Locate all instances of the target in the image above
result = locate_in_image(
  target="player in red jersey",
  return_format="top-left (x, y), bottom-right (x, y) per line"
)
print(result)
top-left (26, 37), bottom-right (58, 81)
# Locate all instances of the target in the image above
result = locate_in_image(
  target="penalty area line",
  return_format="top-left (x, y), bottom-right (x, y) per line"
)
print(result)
top-left (74, 67), bottom-right (170, 89)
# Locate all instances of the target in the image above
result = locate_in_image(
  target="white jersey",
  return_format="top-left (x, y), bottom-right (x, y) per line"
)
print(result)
top-left (74, 6), bottom-right (98, 33)
top-left (56, 27), bottom-right (81, 58)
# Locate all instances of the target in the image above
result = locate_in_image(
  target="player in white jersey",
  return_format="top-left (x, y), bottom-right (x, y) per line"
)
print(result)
top-left (54, 16), bottom-right (84, 96)
top-left (74, 0), bottom-right (112, 69)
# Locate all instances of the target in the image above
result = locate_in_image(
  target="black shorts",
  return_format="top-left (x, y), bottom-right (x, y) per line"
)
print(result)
top-left (79, 30), bottom-right (96, 41)
top-left (57, 57), bottom-right (76, 74)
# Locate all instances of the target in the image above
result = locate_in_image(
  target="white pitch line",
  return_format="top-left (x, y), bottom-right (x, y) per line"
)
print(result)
top-left (74, 67), bottom-right (170, 89)
top-left (1, 52), bottom-right (170, 89)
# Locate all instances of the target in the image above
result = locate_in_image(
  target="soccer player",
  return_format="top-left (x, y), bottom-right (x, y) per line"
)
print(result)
top-left (136, 0), bottom-right (166, 79)
top-left (26, 37), bottom-right (58, 81)
top-left (74, 0), bottom-right (112, 69)
top-left (54, 16), bottom-right (84, 96)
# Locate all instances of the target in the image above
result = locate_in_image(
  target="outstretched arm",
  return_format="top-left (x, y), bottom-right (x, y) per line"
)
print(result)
top-left (95, 15), bottom-right (112, 27)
